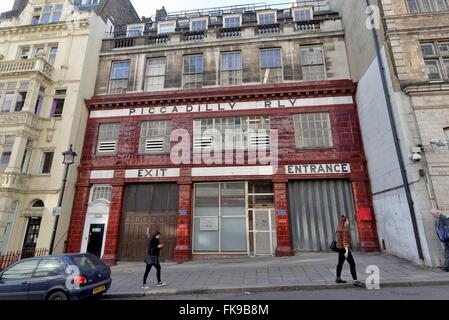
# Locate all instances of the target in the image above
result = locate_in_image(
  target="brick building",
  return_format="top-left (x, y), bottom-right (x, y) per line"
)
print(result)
top-left (66, 1), bottom-right (380, 264)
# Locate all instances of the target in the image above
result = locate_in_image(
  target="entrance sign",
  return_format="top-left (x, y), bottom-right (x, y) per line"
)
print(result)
top-left (285, 163), bottom-right (351, 175)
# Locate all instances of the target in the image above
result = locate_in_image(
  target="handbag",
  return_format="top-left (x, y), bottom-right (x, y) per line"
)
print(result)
top-left (330, 231), bottom-right (339, 252)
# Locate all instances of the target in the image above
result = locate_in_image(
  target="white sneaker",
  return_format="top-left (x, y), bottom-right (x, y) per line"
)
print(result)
top-left (142, 285), bottom-right (150, 290)
top-left (156, 282), bottom-right (166, 287)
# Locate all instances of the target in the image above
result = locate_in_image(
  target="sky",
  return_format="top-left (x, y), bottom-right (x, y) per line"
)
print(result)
top-left (0, 0), bottom-right (283, 18)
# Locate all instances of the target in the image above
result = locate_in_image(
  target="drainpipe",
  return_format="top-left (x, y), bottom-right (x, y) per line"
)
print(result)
top-left (365, 0), bottom-right (424, 261)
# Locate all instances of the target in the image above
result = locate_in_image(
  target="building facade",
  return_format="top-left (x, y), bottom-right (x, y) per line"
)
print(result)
top-left (0, 0), bottom-right (139, 256)
top-left (66, 2), bottom-right (380, 264)
top-left (330, 0), bottom-right (449, 267)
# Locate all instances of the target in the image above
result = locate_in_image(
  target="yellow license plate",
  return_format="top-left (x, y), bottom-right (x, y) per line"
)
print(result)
top-left (93, 285), bottom-right (106, 295)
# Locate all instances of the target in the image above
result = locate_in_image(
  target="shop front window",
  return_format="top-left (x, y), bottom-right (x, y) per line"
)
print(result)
top-left (193, 182), bottom-right (247, 253)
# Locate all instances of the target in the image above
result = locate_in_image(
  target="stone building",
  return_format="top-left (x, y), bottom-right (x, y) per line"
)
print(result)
top-left (330, 0), bottom-right (449, 267)
top-left (65, 2), bottom-right (379, 264)
top-left (0, 0), bottom-right (139, 256)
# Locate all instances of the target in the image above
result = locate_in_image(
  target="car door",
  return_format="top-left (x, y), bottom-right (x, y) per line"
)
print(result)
top-left (0, 259), bottom-right (39, 300)
top-left (28, 258), bottom-right (68, 300)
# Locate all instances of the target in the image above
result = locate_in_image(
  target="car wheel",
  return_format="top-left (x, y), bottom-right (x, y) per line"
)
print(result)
top-left (47, 291), bottom-right (68, 301)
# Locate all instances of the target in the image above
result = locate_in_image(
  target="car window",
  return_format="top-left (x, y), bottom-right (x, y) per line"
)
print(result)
top-left (1, 260), bottom-right (39, 280)
top-left (33, 259), bottom-right (67, 278)
top-left (70, 254), bottom-right (104, 273)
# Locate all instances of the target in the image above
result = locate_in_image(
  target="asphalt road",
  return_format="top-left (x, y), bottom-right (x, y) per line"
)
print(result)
top-left (115, 284), bottom-right (449, 300)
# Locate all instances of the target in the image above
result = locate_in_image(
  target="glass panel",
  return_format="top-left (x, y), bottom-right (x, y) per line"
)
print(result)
top-left (220, 217), bottom-right (247, 252)
top-left (193, 218), bottom-right (219, 251)
top-left (407, 0), bottom-right (419, 13)
top-left (248, 181), bottom-right (274, 194)
top-left (1, 93), bottom-right (14, 112)
top-left (221, 182), bottom-right (245, 216)
top-left (258, 13), bottom-right (276, 24)
top-left (2, 260), bottom-right (39, 280)
top-left (195, 183), bottom-right (219, 216)
top-left (421, 43), bottom-right (435, 56)
top-left (425, 60), bottom-right (442, 80)
top-left (439, 43), bottom-right (449, 56)
top-left (33, 259), bottom-right (66, 278)
top-left (420, 0), bottom-right (432, 12)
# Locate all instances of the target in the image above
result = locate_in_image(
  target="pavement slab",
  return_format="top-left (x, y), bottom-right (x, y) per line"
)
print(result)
top-left (105, 252), bottom-right (449, 298)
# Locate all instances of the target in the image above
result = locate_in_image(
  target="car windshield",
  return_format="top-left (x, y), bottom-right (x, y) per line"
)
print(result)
top-left (70, 254), bottom-right (105, 273)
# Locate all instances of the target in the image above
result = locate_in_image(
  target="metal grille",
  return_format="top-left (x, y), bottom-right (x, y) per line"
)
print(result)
top-left (288, 180), bottom-right (358, 252)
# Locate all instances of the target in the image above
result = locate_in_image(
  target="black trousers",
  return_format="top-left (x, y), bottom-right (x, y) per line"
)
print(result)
top-left (143, 262), bottom-right (161, 284)
top-left (336, 249), bottom-right (358, 280)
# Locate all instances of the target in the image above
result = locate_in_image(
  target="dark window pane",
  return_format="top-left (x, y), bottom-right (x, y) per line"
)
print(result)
top-left (41, 152), bottom-right (54, 174)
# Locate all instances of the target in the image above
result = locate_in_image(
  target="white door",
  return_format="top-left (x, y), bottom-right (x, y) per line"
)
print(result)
top-left (249, 209), bottom-right (276, 256)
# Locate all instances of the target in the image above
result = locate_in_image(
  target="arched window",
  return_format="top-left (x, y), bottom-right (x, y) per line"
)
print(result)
top-left (91, 185), bottom-right (112, 202)
top-left (31, 200), bottom-right (44, 208)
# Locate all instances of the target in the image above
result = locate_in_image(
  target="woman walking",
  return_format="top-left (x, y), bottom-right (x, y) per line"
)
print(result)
top-left (142, 231), bottom-right (167, 289)
top-left (335, 216), bottom-right (365, 288)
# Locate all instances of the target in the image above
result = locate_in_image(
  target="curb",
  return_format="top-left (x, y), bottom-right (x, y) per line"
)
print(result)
top-left (103, 279), bottom-right (449, 299)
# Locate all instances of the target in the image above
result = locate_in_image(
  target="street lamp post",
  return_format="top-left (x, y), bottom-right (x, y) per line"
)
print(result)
top-left (49, 145), bottom-right (77, 255)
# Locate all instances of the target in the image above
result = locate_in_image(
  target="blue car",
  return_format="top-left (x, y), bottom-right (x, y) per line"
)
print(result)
top-left (0, 253), bottom-right (112, 300)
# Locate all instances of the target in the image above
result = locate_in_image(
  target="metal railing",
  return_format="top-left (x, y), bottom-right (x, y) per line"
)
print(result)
top-left (0, 248), bottom-right (48, 271)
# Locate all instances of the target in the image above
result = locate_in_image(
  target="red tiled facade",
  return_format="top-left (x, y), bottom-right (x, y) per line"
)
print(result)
top-left (66, 81), bottom-right (380, 264)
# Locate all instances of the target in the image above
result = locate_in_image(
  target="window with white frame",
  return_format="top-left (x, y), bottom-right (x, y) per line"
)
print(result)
top-left (91, 185), bottom-right (112, 202)
top-left (21, 140), bottom-right (33, 174)
top-left (97, 123), bottom-right (120, 154)
top-left (421, 41), bottom-right (449, 81)
top-left (257, 12), bottom-right (276, 25)
top-left (0, 82), bottom-right (29, 113)
top-left (190, 18), bottom-right (208, 31)
top-left (406, 0), bottom-right (449, 13)
top-left (31, 4), bottom-right (63, 25)
top-left (48, 46), bottom-right (58, 65)
top-left (109, 61), bottom-right (130, 94)
top-left (293, 7), bottom-right (314, 21)
top-left (145, 58), bottom-right (166, 91)
top-left (139, 120), bottom-right (172, 154)
top-left (294, 113), bottom-right (333, 148)
top-left (223, 15), bottom-right (241, 28)
top-left (193, 116), bottom-right (271, 151)
top-left (300, 46), bottom-right (326, 81)
top-left (158, 21), bottom-right (176, 34)
top-left (183, 55), bottom-right (203, 88)
top-left (0, 135), bottom-right (15, 172)
top-left (50, 89), bottom-right (66, 118)
top-left (260, 49), bottom-right (283, 84)
top-left (127, 24), bottom-right (144, 37)
top-left (19, 47), bottom-right (30, 60)
top-left (38, 151), bottom-right (54, 174)
top-left (220, 52), bottom-right (242, 86)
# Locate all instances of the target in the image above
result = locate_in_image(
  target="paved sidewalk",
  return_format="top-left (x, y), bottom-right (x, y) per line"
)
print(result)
top-left (105, 253), bottom-right (449, 298)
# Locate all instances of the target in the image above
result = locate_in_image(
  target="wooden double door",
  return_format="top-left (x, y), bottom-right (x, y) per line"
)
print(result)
top-left (118, 183), bottom-right (179, 262)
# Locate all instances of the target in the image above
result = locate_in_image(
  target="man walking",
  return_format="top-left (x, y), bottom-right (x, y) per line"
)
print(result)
top-left (431, 209), bottom-right (449, 272)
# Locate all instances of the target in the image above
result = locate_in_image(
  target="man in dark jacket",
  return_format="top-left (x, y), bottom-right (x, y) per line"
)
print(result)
top-left (142, 231), bottom-right (167, 289)
top-left (431, 209), bottom-right (449, 272)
